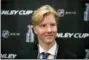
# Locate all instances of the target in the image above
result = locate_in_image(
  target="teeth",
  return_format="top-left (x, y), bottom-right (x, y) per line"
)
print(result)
top-left (46, 35), bottom-right (53, 36)
top-left (47, 36), bottom-right (51, 37)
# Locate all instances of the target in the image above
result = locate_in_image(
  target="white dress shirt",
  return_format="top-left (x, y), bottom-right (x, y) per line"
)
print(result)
top-left (38, 42), bottom-right (58, 59)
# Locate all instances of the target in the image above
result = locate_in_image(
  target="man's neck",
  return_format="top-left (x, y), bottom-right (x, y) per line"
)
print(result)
top-left (39, 41), bottom-right (56, 51)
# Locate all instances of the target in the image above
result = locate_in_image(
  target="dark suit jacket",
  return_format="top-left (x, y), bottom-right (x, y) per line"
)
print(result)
top-left (16, 42), bottom-right (78, 59)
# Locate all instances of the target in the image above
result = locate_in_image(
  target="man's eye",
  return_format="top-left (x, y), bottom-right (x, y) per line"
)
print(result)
top-left (40, 24), bottom-right (46, 27)
top-left (51, 23), bottom-right (56, 26)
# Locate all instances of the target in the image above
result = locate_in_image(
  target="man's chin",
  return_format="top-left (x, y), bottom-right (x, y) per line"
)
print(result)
top-left (45, 39), bottom-right (55, 44)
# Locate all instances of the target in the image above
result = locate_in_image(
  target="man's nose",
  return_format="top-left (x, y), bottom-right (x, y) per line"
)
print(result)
top-left (46, 26), bottom-right (52, 32)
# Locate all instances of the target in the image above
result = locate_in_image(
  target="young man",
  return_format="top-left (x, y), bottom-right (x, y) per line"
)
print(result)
top-left (16, 5), bottom-right (77, 59)
top-left (32, 5), bottom-right (59, 59)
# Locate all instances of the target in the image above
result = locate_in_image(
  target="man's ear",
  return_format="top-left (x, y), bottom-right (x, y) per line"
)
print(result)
top-left (33, 27), bottom-right (37, 34)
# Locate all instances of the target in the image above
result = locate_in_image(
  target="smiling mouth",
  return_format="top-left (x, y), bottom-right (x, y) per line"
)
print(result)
top-left (45, 35), bottom-right (54, 38)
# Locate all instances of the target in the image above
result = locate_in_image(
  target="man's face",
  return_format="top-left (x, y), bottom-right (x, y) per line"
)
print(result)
top-left (34, 14), bottom-right (57, 44)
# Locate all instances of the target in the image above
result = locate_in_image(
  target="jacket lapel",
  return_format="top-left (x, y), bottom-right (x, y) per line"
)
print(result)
top-left (32, 43), bottom-right (38, 59)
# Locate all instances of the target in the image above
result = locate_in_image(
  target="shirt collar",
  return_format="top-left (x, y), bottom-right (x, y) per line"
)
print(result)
top-left (38, 42), bottom-right (57, 55)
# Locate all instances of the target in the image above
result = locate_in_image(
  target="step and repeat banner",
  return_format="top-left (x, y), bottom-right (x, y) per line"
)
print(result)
top-left (1, 0), bottom-right (89, 59)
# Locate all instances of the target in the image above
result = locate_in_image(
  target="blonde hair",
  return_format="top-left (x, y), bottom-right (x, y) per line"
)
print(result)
top-left (32, 5), bottom-right (59, 27)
